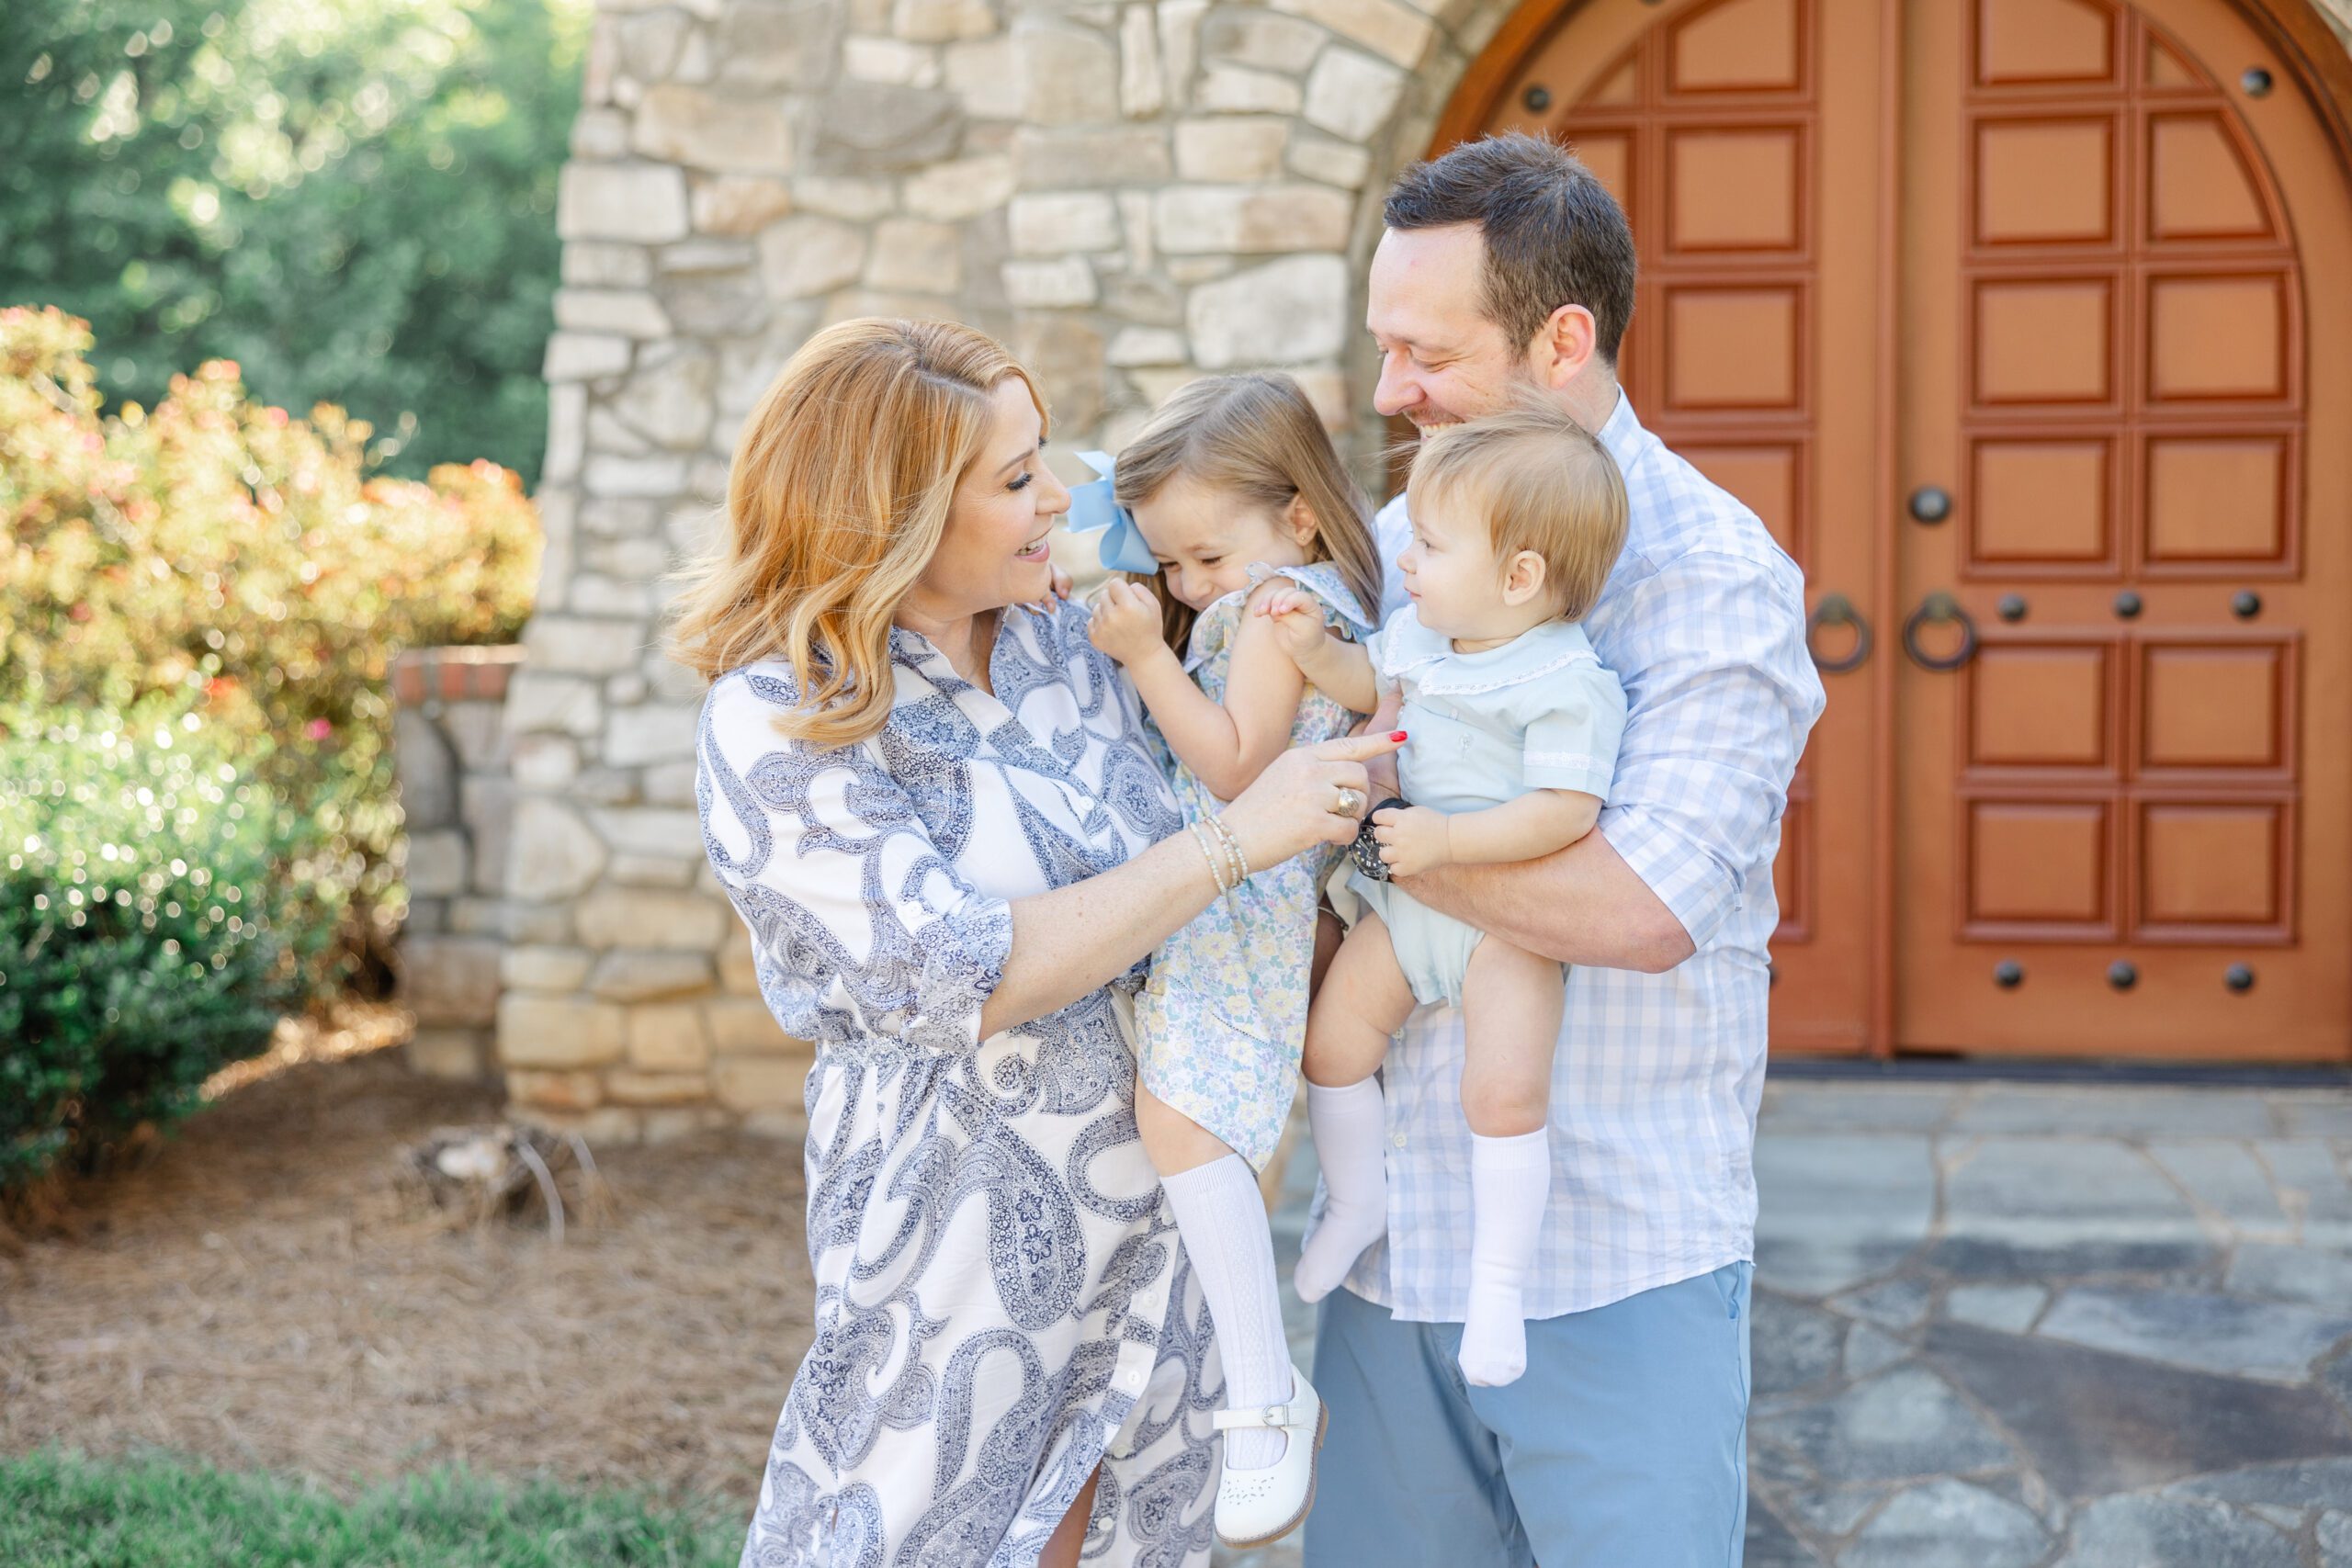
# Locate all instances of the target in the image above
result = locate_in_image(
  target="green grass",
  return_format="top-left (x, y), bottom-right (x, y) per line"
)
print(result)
top-left (0, 1450), bottom-right (743, 1568)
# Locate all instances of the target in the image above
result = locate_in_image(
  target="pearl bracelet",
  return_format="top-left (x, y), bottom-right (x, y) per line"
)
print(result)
top-left (1202, 813), bottom-right (1250, 886)
top-left (1187, 818), bottom-right (1235, 894)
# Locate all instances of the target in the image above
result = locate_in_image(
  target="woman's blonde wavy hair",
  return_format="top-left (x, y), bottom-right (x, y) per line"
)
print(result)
top-left (666, 318), bottom-right (1043, 749)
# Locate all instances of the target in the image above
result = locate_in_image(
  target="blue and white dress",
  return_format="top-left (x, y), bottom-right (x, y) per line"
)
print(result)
top-left (697, 599), bottom-right (1221, 1568)
top-left (1348, 606), bottom-right (1628, 1009)
top-left (1133, 561), bottom-right (1375, 1171)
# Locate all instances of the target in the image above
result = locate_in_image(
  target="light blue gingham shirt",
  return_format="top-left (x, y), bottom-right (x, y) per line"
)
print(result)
top-left (1328, 389), bottom-right (1826, 1322)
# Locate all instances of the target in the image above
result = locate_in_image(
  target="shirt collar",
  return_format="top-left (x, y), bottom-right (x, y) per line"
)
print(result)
top-left (888, 601), bottom-right (1049, 671)
top-left (1594, 384), bottom-right (1645, 477)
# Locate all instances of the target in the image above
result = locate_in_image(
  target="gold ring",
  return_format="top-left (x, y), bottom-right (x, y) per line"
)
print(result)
top-left (1331, 786), bottom-right (1366, 818)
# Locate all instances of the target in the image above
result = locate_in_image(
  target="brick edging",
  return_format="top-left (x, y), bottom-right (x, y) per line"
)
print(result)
top-left (391, 645), bottom-right (528, 705)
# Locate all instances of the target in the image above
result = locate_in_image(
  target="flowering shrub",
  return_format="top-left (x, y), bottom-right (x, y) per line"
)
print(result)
top-left (0, 306), bottom-right (540, 993)
top-left (0, 701), bottom-right (338, 1192)
top-left (2, 0), bottom-right (589, 482)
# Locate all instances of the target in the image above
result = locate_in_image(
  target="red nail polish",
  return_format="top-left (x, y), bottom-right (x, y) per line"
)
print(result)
top-left (1389, 730), bottom-right (1408, 742)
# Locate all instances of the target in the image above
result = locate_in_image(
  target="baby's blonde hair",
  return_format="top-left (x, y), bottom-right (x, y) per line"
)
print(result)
top-left (1111, 373), bottom-right (1383, 653)
top-left (1408, 400), bottom-right (1627, 621)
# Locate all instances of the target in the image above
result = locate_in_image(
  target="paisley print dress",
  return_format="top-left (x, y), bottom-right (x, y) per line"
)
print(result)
top-left (1132, 562), bottom-right (1376, 1171)
top-left (697, 599), bottom-right (1222, 1568)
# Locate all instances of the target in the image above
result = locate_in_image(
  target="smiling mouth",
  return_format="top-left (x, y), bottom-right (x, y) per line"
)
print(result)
top-left (1014, 535), bottom-right (1051, 560)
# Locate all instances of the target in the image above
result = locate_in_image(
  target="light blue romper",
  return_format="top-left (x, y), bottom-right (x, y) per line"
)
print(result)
top-left (1135, 561), bottom-right (1377, 1170)
top-left (1348, 607), bottom-right (1628, 1008)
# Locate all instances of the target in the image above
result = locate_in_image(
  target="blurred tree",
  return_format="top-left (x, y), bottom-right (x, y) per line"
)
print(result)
top-left (0, 0), bottom-right (590, 484)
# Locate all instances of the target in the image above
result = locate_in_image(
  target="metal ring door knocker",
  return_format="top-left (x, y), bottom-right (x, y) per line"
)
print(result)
top-left (1804, 593), bottom-right (1873, 673)
top-left (1902, 592), bottom-right (1979, 671)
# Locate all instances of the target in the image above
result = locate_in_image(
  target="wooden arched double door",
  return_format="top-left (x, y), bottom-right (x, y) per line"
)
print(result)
top-left (1449, 0), bottom-right (2352, 1057)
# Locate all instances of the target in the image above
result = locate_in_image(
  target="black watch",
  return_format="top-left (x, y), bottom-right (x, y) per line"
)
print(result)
top-left (1348, 796), bottom-right (1411, 882)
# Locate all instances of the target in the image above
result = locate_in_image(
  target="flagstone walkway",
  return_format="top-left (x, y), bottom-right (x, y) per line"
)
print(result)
top-left (1218, 1076), bottom-right (2352, 1568)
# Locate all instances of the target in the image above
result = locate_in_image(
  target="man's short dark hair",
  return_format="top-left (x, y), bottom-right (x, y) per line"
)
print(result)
top-left (1383, 132), bottom-right (1637, 366)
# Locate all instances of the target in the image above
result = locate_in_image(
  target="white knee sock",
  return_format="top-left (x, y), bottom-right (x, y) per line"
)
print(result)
top-left (1459, 1128), bottom-right (1550, 1387)
top-left (1293, 1078), bottom-right (1389, 1305)
top-left (1162, 1156), bottom-right (1295, 1470)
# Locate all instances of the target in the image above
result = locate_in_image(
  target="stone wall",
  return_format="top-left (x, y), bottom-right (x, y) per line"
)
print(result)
top-left (393, 647), bottom-right (526, 1082)
top-left (503, 0), bottom-right (1525, 1137)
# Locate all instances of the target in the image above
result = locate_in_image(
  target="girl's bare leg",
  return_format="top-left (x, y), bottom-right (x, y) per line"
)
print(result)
top-left (1294, 916), bottom-right (1419, 1303)
top-left (1038, 1465), bottom-right (1100, 1568)
top-left (1137, 1085), bottom-right (1238, 1179)
top-left (1455, 938), bottom-right (1566, 1386)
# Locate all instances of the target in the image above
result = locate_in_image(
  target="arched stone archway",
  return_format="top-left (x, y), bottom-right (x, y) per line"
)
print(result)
top-left (501, 0), bottom-right (2352, 1134)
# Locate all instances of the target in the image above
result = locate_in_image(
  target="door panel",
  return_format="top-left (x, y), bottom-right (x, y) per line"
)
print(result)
top-left (1894, 0), bottom-right (2350, 1056)
top-left (1452, 0), bottom-right (2347, 1059)
top-left (1478, 0), bottom-right (1888, 1052)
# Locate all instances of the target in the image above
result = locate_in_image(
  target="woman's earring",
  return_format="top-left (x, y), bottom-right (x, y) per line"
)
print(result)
top-left (1290, 495), bottom-right (1318, 547)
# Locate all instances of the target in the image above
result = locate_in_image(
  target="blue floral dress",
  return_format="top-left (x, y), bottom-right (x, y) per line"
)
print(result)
top-left (698, 599), bottom-right (1224, 1568)
top-left (1133, 562), bottom-right (1376, 1171)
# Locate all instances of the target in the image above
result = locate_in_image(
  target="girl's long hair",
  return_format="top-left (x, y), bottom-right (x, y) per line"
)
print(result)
top-left (665, 317), bottom-right (1043, 749)
top-left (1110, 374), bottom-right (1382, 655)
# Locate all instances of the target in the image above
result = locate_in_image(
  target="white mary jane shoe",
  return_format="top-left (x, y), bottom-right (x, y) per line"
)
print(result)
top-left (1210, 1362), bottom-right (1328, 1549)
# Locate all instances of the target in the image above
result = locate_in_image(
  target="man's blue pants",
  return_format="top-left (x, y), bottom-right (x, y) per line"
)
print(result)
top-left (1303, 1263), bottom-right (1753, 1567)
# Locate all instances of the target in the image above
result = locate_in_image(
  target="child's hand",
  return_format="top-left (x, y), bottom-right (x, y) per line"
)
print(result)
top-left (1372, 804), bottom-right (1452, 878)
top-left (1254, 586), bottom-right (1330, 665)
top-left (1088, 579), bottom-right (1165, 665)
top-left (1021, 566), bottom-right (1076, 614)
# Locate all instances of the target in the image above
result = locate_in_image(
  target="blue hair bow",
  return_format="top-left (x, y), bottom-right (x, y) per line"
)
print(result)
top-left (1065, 451), bottom-right (1158, 576)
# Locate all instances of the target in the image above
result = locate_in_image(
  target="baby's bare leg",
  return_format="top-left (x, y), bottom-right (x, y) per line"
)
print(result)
top-left (1455, 937), bottom-right (1566, 1388)
top-left (1459, 937), bottom-right (1567, 1137)
top-left (1295, 914), bottom-right (1419, 1303)
top-left (1303, 912), bottom-right (1419, 1088)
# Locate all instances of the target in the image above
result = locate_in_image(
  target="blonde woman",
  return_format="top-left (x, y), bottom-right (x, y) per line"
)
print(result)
top-left (673, 318), bottom-right (1399, 1568)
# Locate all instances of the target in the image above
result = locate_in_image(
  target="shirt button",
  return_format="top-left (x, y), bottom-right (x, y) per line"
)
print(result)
top-left (1390, 1131), bottom-right (1408, 1149)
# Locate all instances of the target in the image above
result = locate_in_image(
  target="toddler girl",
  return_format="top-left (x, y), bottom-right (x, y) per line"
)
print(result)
top-left (1266, 400), bottom-right (1630, 1388)
top-left (1077, 372), bottom-right (1384, 1548)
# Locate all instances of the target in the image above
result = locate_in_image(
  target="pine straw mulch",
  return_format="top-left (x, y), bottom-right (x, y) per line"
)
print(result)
top-left (0, 1008), bottom-right (810, 1509)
